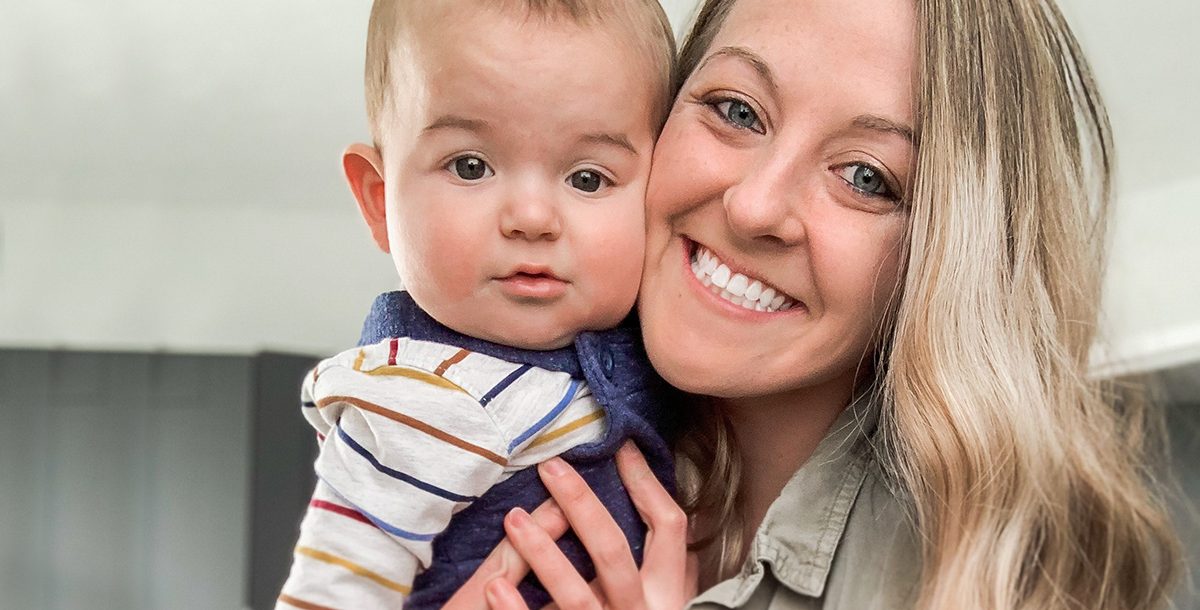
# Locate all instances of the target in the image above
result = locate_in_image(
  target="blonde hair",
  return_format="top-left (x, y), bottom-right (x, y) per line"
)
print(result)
top-left (675, 0), bottom-right (1182, 608)
top-left (363, 0), bottom-right (677, 149)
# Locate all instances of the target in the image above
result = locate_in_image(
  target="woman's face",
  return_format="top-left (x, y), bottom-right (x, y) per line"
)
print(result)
top-left (639, 0), bottom-right (915, 400)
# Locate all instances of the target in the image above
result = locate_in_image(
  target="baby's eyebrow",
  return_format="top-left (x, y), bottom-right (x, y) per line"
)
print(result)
top-left (423, 114), bottom-right (492, 134)
top-left (578, 132), bottom-right (638, 157)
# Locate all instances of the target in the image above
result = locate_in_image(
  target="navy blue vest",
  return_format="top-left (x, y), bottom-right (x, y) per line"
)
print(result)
top-left (357, 292), bottom-right (678, 609)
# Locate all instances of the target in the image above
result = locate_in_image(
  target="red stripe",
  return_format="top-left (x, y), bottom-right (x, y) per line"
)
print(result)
top-left (388, 338), bottom-right (398, 366)
top-left (311, 499), bottom-right (377, 528)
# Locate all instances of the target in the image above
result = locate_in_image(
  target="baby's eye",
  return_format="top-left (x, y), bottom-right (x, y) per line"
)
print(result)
top-left (836, 163), bottom-right (899, 201)
top-left (568, 169), bottom-right (608, 193)
top-left (713, 99), bottom-right (764, 134)
top-left (450, 156), bottom-right (492, 181)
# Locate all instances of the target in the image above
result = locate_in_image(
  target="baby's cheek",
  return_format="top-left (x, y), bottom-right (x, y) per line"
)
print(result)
top-left (588, 232), bottom-right (645, 325)
top-left (427, 251), bottom-right (481, 301)
top-left (403, 226), bottom-right (479, 302)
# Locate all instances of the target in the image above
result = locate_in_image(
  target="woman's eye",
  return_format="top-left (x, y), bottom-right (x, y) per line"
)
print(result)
top-left (713, 99), bottom-right (764, 133)
top-left (450, 156), bottom-right (492, 181)
top-left (837, 163), bottom-right (898, 200)
top-left (568, 169), bottom-right (607, 193)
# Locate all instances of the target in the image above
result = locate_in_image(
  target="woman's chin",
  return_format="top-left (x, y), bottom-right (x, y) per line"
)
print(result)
top-left (644, 336), bottom-right (750, 398)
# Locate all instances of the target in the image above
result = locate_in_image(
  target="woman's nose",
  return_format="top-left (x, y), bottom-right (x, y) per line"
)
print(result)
top-left (500, 186), bottom-right (562, 241)
top-left (721, 161), bottom-right (807, 247)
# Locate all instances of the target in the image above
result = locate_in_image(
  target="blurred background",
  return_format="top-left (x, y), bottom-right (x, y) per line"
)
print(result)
top-left (0, 0), bottom-right (1196, 608)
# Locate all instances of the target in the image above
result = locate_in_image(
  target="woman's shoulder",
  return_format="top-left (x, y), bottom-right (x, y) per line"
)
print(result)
top-left (819, 459), bottom-right (921, 608)
top-left (766, 459), bottom-right (921, 610)
top-left (763, 452), bottom-right (921, 610)
top-left (688, 428), bottom-right (921, 610)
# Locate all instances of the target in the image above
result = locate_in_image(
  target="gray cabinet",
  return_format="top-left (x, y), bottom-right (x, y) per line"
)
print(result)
top-left (0, 350), bottom-right (317, 610)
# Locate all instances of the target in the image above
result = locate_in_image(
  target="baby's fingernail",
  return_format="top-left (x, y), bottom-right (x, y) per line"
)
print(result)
top-left (541, 457), bottom-right (568, 477)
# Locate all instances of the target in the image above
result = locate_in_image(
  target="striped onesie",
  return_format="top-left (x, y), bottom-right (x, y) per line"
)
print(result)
top-left (278, 292), bottom-right (676, 607)
top-left (277, 291), bottom-right (676, 610)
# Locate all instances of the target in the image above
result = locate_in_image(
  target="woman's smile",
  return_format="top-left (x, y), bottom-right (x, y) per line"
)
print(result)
top-left (682, 236), bottom-right (803, 315)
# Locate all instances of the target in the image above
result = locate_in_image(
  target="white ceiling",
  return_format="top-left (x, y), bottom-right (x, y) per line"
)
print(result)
top-left (0, 0), bottom-right (1196, 373)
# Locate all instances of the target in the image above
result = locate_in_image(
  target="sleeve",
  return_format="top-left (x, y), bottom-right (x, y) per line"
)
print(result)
top-left (276, 352), bottom-right (510, 610)
top-left (497, 377), bottom-right (608, 471)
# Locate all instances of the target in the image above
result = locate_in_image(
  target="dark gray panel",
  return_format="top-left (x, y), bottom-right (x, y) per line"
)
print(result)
top-left (0, 350), bottom-right (54, 610)
top-left (1166, 402), bottom-right (1200, 607)
top-left (0, 349), bottom-right (256, 610)
top-left (145, 354), bottom-right (254, 610)
top-left (247, 352), bottom-right (320, 610)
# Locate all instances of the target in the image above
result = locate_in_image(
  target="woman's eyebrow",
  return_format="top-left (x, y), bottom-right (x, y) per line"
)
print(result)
top-left (698, 46), bottom-right (779, 97)
top-left (851, 114), bottom-right (914, 144)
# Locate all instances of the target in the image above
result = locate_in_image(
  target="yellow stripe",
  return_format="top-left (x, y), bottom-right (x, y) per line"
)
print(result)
top-left (353, 349), bottom-right (366, 371)
top-left (296, 546), bottom-right (411, 594)
top-left (360, 365), bottom-right (469, 394)
top-left (526, 410), bottom-right (605, 450)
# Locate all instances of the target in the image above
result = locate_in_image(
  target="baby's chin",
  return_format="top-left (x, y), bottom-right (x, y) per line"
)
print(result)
top-left (497, 332), bottom-right (577, 351)
top-left (416, 286), bottom-right (635, 351)
top-left (473, 314), bottom-right (640, 351)
top-left (449, 313), bottom-right (581, 351)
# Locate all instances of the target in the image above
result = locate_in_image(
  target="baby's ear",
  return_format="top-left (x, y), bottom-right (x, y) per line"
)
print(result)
top-left (342, 143), bottom-right (389, 253)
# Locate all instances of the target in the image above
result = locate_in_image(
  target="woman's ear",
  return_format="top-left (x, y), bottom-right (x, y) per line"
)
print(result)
top-left (343, 143), bottom-right (390, 253)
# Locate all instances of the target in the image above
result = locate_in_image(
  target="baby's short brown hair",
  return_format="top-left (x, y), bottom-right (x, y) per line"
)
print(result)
top-left (362, 0), bottom-right (677, 148)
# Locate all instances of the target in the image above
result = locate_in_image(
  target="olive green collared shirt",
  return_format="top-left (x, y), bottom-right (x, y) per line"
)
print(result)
top-left (686, 395), bottom-right (922, 610)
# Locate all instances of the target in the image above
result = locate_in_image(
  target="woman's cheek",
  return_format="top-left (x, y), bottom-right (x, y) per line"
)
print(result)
top-left (849, 221), bottom-right (906, 331)
top-left (647, 117), bottom-right (730, 220)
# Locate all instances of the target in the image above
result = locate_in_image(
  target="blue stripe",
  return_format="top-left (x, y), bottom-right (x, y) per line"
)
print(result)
top-left (508, 379), bottom-right (582, 452)
top-left (480, 364), bottom-right (533, 407)
top-left (317, 476), bottom-right (438, 541)
top-left (302, 401), bottom-right (316, 408)
top-left (335, 426), bottom-right (478, 503)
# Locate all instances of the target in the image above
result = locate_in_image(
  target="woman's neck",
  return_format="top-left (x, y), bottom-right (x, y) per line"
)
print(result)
top-left (719, 369), bottom-right (858, 550)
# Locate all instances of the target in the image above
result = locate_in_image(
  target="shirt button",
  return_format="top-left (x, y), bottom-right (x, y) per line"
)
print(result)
top-left (602, 352), bottom-right (614, 374)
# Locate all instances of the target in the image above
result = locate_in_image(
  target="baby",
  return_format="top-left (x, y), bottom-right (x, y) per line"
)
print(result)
top-left (277, 2), bottom-right (678, 609)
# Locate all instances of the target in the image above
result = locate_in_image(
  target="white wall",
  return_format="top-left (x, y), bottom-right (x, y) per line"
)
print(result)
top-left (1096, 177), bottom-right (1200, 375)
top-left (1056, 0), bottom-right (1200, 374)
top-left (1, 0), bottom-right (1197, 372)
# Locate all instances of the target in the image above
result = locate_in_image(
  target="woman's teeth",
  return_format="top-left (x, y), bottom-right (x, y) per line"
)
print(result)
top-left (690, 245), bottom-right (797, 313)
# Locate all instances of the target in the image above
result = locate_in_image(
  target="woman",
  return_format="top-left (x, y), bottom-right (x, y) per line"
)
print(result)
top-left (452, 0), bottom-right (1182, 607)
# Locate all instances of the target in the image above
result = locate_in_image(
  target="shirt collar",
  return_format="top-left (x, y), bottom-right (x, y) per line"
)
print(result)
top-left (357, 291), bottom-right (642, 379)
top-left (748, 387), bottom-right (882, 598)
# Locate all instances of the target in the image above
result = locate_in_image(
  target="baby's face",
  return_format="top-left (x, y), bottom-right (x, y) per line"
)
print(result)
top-left (379, 8), bottom-right (658, 349)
